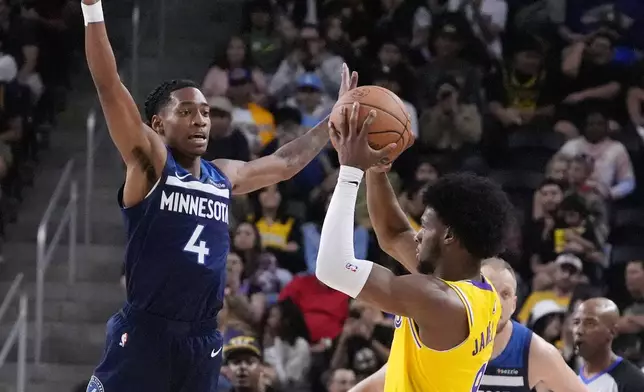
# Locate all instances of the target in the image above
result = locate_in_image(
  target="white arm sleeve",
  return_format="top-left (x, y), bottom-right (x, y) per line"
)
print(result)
top-left (315, 166), bottom-right (374, 298)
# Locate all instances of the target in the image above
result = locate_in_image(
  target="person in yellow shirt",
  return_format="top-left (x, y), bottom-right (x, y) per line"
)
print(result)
top-left (517, 254), bottom-right (583, 324)
top-left (315, 104), bottom-right (512, 392)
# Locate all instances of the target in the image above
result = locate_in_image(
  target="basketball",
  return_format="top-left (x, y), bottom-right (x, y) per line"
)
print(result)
top-left (330, 85), bottom-right (413, 163)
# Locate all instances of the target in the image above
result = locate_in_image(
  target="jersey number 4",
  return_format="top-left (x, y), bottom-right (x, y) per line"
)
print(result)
top-left (184, 225), bottom-right (210, 264)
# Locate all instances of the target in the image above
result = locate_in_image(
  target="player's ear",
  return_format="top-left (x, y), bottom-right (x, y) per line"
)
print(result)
top-left (151, 115), bottom-right (164, 135)
top-left (443, 227), bottom-right (455, 244)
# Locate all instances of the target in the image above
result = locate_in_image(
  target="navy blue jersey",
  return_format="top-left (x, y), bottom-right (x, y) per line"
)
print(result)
top-left (480, 321), bottom-right (533, 392)
top-left (119, 149), bottom-right (231, 321)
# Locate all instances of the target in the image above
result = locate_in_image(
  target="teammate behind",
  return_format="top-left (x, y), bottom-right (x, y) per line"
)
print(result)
top-left (80, 1), bottom-right (358, 391)
top-left (480, 258), bottom-right (589, 392)
top-left (315, 103), bottom-right (511, 391)
top-left (573, 298), bottom-right (644, 392)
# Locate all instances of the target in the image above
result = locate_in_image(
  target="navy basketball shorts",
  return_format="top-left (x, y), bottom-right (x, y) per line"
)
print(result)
top-left (87, 304), bottom-right (223, 392)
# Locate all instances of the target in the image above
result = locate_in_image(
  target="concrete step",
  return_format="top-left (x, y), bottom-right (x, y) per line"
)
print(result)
top-left (0, 362), bottom-right (94, 384)
top-left (0, 282), bottom-right (123, 304)
top-left (0, 322), bottom-right (106, 364)
top-left (2, 297), bottom-right (121, 324)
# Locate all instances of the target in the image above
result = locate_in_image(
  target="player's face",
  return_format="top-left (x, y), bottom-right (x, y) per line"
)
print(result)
top-left (571, 304), bottom-right (612, 358)
top-left (414, 208), bottom-right (445, 274)
top-left (481, 266), bottom-right (517, 330)
top-left (227, 353), bottom-right (262, 387)
top-left (157, 87), bottom-right (210, 157)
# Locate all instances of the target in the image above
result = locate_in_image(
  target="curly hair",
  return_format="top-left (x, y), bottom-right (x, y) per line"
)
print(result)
top-left (143, 79), bottom-right (200, 124)
top-left (423, 172), bottom-right (512, 259)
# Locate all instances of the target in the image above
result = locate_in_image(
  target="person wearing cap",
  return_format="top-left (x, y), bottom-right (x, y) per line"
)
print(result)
top-left (285, 72), bottom-right (333, 129)
top-left (222, 334), bottom-right (280, 392)
top-left (518, 253), bottom-right (583, 325)
top-left (227, 67), bottom-right (277, 149)
top-left (203, 96), bottom-right (251, 162)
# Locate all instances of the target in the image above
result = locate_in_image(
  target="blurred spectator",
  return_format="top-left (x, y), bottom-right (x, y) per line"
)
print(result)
top-left (413, 157), bottom-right (440, 186)
top-left (219, 251), bottom-right (264, 335)
top-left (221, 334), bottom-right (282, 392)
top-left (248, 252), bottom-right (292, 305)
top-left (322, 16), bottom-right (357, 69)
top-left (558, 111), bottom-right (635, 200)
top-left (363, 40), bottom-right (415, 101)
top-left (626, 61), bottom-right (644, 139)
top-left (262, 299), bottom-right (312, 390)
top-left (528, 299), bottom-right (566, 346)
top-left (418, 74), bottom-right (482, 163)
top-left (518, 254), bottom-right (583, 324)
top-left (417, 21), bottom-right (482, 110)
top-left (233, 222), bottom-right (267, 280)
top-left (372, 0), bottom-right (420, 48)
top-left (269, 24), bottom-right (343, 102)
top-left (284, 73), bottom-right (333, 129)
top-left (329, 301), bottom-right (393, 381)
top-left (325, 368), bottom-right (357, 392)
top-left (558, 33), bottom-right (623, 138)
top-left (204, 96), bottom-right (251, 162)
top-left (278, 273), bottom-right (349, 345)
top-left (202, 36), bottom-right (268, 102)
top-left (371, 68), bottom-right (418, 138)
top-left (485, 34), bottom-right (558, 132)
top-left (448, 0), bottom-right (508, 60)
top-left (244, 0), bottom-right (283, 74)
top-left (397, 181), bottom-right (429, 232)
top-left (228, 68), bottom-right (276, 152)
top-left (251, 184), bottom-right (305, 274)
top-left (615, 259), bottom-right (644, 368)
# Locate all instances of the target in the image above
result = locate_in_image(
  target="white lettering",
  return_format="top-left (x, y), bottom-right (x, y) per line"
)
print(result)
top-left (159, 191), bottom-right (228, 223)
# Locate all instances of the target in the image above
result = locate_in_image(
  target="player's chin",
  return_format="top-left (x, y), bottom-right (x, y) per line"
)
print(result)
top-left (183, 143), bottom-right (208, 157)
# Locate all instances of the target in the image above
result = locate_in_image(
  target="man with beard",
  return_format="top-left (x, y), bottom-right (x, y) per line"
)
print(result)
top-left (316, 104), bottom-right (511, 391)
top-left (572, 298), bottom-right (644, 392)
top-left (479, 258), bottom-right (589, 392)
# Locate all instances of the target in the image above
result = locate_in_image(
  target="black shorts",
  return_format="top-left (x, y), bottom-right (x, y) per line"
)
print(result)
top-left (87, 304), bottom-right (223, 392)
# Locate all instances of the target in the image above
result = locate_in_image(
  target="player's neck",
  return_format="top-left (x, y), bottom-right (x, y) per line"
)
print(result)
top-left (435, 261), bottom-right (480, 282)
top-left (174, 154), bottom-right (201, 178)
top-left (491, 320), bottom-right (513, 359)
top-left (583, 349), bottom-right (618, 375)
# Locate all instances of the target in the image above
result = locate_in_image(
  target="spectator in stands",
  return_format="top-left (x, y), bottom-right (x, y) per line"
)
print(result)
top-left (244, 0), bottom-right (283, 74)
top-left (204, 96), bottom-right (251, 162)
top-left (448, 0), bottom-right (508, 60)
top-left (413, 157), bottom-right (440, 186)
top-left (251, 184), bottom-right (305, 274)
top-left (325, 368), bottom-right (356, 392)
top-left (233, 222), bottom-right (267, 281)
top-left (371, 68), bottom-right (418, 138)
top-left (558, 110), bottom-right (635, 200)
top-left (558, 33), bottom-right (623, 137)
top-left (626, 61), bottom-right (644, 140)
top-left (397, 180), bottom-right (428, 232)
top-left (615, 259), bottom-right (644, 368)
top-left (262, 299), bottom-right (312, 390)
top-left (222, 334), bottom-right (281, 392)
top-left (525, 179), bottom-right (565, 282)
top-left (202, 36), bottom-right (268, 103)
top-left (227, 68), bottom-right (276, 153)
top-left (528, 299), bottom-right (566, 346)
top-left (284, 73), bottom-right (333, 129)
top-left (329, 300), bottom-right (393, 381)
top-left (362, 40), bottom-right (414, 101)
top-left (418, 74), bottom-right (482, 167)
top-left (518, 253), bottom-right (583, 324)
top-left (219, 251), bottom-right (264, 335)
top-left (485, 34), bottom-right (558, 132)
top-left (417, 21), bottom-right (482, 109)
top-left (323, 16), bottom-right (356, 70)
top-left (269, 24), bottom-right (343, 102)
top-left (566, 154), bottom-right (609, 242)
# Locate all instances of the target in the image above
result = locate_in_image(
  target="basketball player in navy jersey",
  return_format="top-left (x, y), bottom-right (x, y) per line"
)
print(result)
top-left (79, 1), bottom-right (359, 391)
top-left (479, 258), bottom-right (589, 392)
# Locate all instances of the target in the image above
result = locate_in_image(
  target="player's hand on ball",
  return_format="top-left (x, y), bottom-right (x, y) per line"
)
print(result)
top-left (81, 0), bottom-right (99, 4)
top-left (338, 63), bottom-right (358, 98)
top-left (329, 102), bottom-right (397, 171)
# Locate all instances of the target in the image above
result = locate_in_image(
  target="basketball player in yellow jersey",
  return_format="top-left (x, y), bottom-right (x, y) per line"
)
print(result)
top-left (315, 103), bottom-right (512, 392)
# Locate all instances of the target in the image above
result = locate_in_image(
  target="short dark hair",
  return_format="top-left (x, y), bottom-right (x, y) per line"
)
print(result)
top-left (144, 79), bottom-right (200, 124)
top-left (539, 178), bottom-right (564, 191)
top-left (423, 173), bottom-right (512, 259)
top-left (559, 193), bottom-right (588, 215)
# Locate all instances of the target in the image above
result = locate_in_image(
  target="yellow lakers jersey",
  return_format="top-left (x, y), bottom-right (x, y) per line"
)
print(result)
top-left (384, 279), bottom-right (501, 392)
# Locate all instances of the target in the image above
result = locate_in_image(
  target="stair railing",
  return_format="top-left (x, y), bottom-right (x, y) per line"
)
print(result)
top-left (35, 159), bottom-right (78, 365)
top-left (0, 274), bottom-right (27, 392)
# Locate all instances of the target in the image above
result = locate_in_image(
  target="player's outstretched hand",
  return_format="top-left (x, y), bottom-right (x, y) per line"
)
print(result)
top-left (330, 102), bottom-right (396, 171)
top-left (338, 63), bottom-right (358, 98)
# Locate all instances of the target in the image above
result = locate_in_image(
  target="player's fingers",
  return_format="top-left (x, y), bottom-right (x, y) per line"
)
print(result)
top-left (335, 106), bottom-right (349, 139)
top-left (348, 102), bottom-right (360, 138)
top-left (350, 71), bottom-right (359, 90)
top-left (374, 143), bottom-right (397, 165)
top-left (358, 110), bottom-right (377, 138)
top-left (328, 123), bottom-right (343, 145)
top-left (341, 63), bottom-right (348, 91)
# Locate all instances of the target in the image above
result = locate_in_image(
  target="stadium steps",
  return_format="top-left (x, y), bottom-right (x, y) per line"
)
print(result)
top-left (0, 0), bottom-right (245, 390)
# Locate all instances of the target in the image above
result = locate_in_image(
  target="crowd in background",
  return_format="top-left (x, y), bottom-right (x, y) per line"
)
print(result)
top-left (0, 0), bottom-right (77, 259)
top-left (191, 0), bottom-right (644, 391)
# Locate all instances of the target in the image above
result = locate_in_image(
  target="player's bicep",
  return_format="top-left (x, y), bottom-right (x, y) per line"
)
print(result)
top-left (97, 82), bottom-right (164, 170)
top-left (530, 336), bottom-right (588, 392)
top-left (214, 156), bottom-right (288, 195)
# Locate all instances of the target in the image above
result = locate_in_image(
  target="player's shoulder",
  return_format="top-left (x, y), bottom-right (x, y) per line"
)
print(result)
top-left (201, 158), bottom-right (232, 186)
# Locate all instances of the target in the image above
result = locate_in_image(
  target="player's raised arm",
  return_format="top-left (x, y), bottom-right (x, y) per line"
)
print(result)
top-left (366, 168), bottom-right (418, 272)
top-left (529, 335), bottom-right (590, 392)
top-left (82, 0), bottom-right (165, 182)
top-left (214, 64), bottom-right (358, 195)
top-left (315, 103), bottom-right (466, 336)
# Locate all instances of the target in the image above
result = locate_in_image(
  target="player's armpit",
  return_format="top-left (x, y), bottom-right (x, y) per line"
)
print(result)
top-left (366, 170), bottom-right (418, 273)
top-left (85, 14), bottom-right (166, 178)
top-left (529, 335), bottom-right (590, 392)
top-left (215, 119), bottom-right (330, 195)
